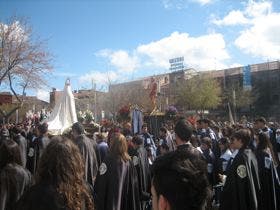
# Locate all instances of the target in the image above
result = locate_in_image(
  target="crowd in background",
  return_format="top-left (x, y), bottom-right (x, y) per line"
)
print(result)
top-left (0, 116), bottom-right (280, 210)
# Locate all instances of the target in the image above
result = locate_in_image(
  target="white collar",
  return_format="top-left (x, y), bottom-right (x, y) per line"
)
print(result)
top-left (231, 149), bottom-right (239, 159)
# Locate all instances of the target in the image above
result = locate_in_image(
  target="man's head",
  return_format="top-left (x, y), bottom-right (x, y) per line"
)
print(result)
top-left (37, 123), bottom-right (48, 136)
top-left (200, 119), bottom-right (211, 129)
top-left (151, 150), bottom-right (210, 210)
top-left (159, 127), bottom-right (167, 138)
top-left (254, 117), bottom-right (266, 129)
top-left (174, 119), bottom-right (193, 145)
top-left (200, 137), bottom-right (212, 151)
top-left (230, 129), bottom-right (251, 150)
top-left (72, 122), bottom-right (85, 137)
top-left (131, 135), bottom-right (143, 148)
top-left (142, 123), bottom-right (148, 133)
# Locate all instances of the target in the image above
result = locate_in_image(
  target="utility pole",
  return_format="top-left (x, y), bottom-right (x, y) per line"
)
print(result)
top-left (233, 89), bottom-right (237, 123)
top-left (91, 79), bottom-right (97, 122)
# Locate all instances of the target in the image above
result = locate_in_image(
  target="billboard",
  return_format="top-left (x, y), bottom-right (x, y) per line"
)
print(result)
top-left (243, 65), bottom-right (252, 90)
top-left (169, 57), bottom-right (184, 71)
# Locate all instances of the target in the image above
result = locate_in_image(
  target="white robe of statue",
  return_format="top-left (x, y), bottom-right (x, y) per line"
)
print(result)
top-left (46, 79), bottom-right (77, 135)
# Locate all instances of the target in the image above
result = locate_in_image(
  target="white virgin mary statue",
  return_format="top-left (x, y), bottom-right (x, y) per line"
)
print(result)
top-left (45, 78), bottom-right (77, 135)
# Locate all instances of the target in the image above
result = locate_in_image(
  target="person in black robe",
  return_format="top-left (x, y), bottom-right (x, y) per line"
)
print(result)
top-left (96, 133), bottom-right (109, 163)
top-left (72, 122), bottom-right (98, 189)
top-left (16, 137), bottom-right (94, 210)
top-left (255, 132), bottom-right (279, 210)
top-left (220, 129), bottom-right (260, 210)
top-left (198, 137), bottom-right (218, 187)
top-left (12, 126), bottom-right (28, 168)
top-left (131, 135), bottom-right (151, 210)
top-left (94, 133), bottom-right (141, 210)
top-left (26, 123), bottom-right (50, 175)
top-left (217, 137), bottom-right (232, 175)
top-left (0, 140), bottom-right (32, 210)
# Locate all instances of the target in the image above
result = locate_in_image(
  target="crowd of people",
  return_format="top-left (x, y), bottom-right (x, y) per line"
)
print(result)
top-left (0, 116), bottom-right (280, 210)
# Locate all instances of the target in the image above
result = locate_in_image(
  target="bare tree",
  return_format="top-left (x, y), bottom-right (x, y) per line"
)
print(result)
top-left (0, 17), bottom-right (52, 120)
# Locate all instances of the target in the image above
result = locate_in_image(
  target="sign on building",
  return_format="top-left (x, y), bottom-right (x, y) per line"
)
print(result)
top-left (243, 65), bottom-right (252, 90)
top-left (169, 57), bottom-right (184, 71)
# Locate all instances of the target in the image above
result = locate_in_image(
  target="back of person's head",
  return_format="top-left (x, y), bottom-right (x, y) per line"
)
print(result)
top-left (12, 125), bottom-right (22, 135)
top-left (72, 122), bottom-right (85, 135)
top-left (256, 132), bottom-right (269, 151)
top-left (231, 129), bottom-right (251, 149)
top-left (0, 140), bottom-right (22, 169)
top-left (219, 137), bottom-right (230, 149)
top-left (201, 118), bottom-right (211, 126)
top-left (37, 136), bottom-right (93, 210)
top-left (255, 117), bottom-right (266, 125)
top-left (37, 122), bottom-right (48, 135)
top-left (201, 137), bottom-right (212, 149)
top-left (159, 127), bottom-right (167, 134)
top-left (132, 135), bottom-right (143, 146)
top-left (174, 119), bottom-right (193, 142)
top-left (110, 133), bottom-right (130, 162)
top-left (152, 150), bottom-right (210, 210)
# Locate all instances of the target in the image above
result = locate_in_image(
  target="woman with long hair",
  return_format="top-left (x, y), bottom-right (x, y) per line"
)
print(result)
top-left (255, 132), bottom-right (279, 210)
top-left (94, 133), bottom-right (140, 210)
top-left (17, 136), bottom-right (94, 210)
top-left (0, 140), bottom-right (32, 210)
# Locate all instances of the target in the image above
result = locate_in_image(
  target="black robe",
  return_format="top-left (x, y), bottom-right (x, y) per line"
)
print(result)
top-left (14, 134), bottom-right (27, 168)
top-left (255, 150), bottom-right (278, 210)
top-left (26, 135), bottom-right (50, 175)
top-left (73, 134), bottom-right (98, 188)
top-left (131, 146), bottom-right (151, 210)
top-left (94, 154), bottom-right (141, 210)
top-left (0, 164), bottom-right (32, 210)
top-left (220, 149), bottom-right (260, 210)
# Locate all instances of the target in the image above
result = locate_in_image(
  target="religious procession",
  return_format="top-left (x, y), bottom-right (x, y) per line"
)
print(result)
top-left (0, 76), bottom-right (280, 210)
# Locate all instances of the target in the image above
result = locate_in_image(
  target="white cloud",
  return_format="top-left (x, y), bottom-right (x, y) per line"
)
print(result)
top-left (212, 0), bottom-right (280, 60)
top-left (192, 0), bottom-right (212, 6)
top-left (245, 0), bottom-right (272, 18)
top-left (229, 63), bottom-right (242, 68)
top-left (212, 10), bottom-right (250, 26)
top-left (96, 49), bottom-right (139, 73)
top-left (235, 13), bottom-right (280, 60)
top-left (79, 71), bottom-right (119, 86)
top-left (212, 0), bottom-right (272, 26)
top-left (53, 71), bottom-right (77, 77)
top-left (36, 89), bottom-right (50, 102)
top-left (162, 0), bottom-right (213, 9)
top-left (136, 31), bottom-right (229, 70)
top-left (81, 31), bottom-right (231, 88)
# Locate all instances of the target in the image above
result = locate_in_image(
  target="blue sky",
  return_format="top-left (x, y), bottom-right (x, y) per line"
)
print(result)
top-left (0, 0), bottom-right (280, 101)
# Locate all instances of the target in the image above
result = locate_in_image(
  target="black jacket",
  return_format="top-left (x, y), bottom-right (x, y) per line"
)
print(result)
top-left (94, 154), bottom-right (141, 210)
top-left (0, 164), bottom-right (32, 210)
top-left (220, 149), bottom-right (260, 210)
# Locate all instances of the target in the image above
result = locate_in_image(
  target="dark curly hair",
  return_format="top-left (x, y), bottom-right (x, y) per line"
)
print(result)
top-left (152, 150), bottom-right (210, 210)
top-left (36, 136), bottom-right (94, 210)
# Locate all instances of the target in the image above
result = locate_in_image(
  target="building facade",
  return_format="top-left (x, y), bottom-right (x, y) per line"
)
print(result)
top-left (109, 61), bottom-right (280, 120)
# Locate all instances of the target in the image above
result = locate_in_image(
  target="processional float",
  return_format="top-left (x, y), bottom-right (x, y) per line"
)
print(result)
top-left (45, 79), bottom-right (77, 135)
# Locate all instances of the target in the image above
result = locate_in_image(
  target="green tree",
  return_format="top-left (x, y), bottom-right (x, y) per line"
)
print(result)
top-left (223, 85), bottom-right (255, 108)
top-left (176, 75), bottom-right (221, 114)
